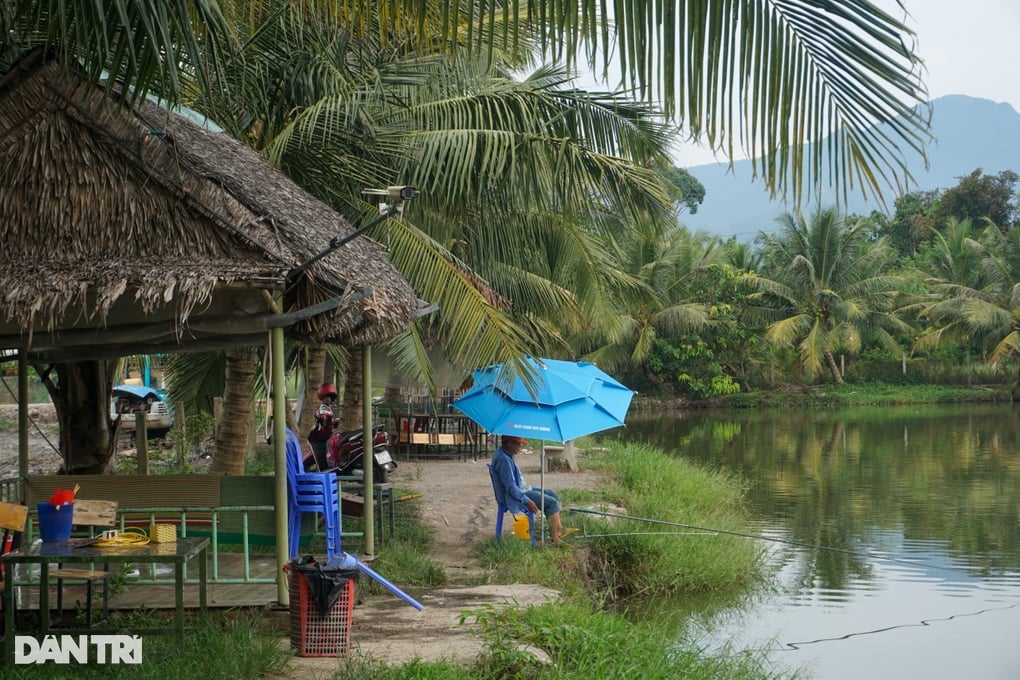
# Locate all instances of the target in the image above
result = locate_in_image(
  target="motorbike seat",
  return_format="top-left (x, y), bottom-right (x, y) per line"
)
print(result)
top-left (335, 429), bottom-right (362, 445)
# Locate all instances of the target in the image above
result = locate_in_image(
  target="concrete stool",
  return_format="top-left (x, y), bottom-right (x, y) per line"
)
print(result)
top-left (542, 441), bottom-right (578, 472)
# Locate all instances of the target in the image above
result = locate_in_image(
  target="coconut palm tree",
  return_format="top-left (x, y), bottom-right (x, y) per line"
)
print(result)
top-left (576, 218), bottom-right (724, 386)
top-left (912, 221), bottom-right (1020, 383)
top-left (743, 207), bottom-right (910, 384)
top-left (915, 217), bottom-right (990, 291)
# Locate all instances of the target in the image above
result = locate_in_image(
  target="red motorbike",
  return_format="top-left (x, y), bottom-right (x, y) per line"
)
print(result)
top-left (304, 426), bottom-right (397, 483)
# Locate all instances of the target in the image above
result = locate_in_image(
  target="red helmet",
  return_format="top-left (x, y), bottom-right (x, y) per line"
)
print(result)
top-left (316, 383), bottom-right (338, 401)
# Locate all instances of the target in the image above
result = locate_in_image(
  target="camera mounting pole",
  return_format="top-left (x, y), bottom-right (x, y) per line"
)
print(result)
top-left (288, 186), bottom-right (416, 280)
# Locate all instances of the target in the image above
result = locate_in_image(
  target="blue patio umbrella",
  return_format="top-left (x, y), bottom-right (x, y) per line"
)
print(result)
top-left (452, 357), bottom-right (634, 541)
top-left (452, 357), bottom-right (634, 442)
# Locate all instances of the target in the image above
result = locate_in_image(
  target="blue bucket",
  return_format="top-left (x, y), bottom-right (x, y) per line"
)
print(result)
top-left (37, 502), bottom-right (74, 542)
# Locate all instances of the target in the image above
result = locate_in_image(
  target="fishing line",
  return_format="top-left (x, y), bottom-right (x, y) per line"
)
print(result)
top-left (568, 507), bottom-right (984, 577)
top-left (688, 603), bottom-right (1020, 661)
top-left (572, 509), bottom-right (1020, 660)
top-left (701, 601), bottom-right (1020, 659)
top-left (783, 602), bottom-right (1020, 650)
top-left (578, 531), bottom-right (717, 538)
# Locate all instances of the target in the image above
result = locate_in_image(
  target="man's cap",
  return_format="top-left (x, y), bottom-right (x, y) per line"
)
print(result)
top-left (502, 435), bottom-right (527, 444)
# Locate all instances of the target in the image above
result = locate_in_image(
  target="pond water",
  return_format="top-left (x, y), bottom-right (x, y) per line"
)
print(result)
top-left (614, 403), bottom-right (1020, 680)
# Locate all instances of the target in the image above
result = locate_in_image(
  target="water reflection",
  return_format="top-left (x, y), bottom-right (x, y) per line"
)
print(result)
top-left (611, 404), bottom-right (1020, 679)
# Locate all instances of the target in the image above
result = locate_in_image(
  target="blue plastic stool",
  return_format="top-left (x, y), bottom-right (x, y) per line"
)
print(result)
top-left (286, 429), bottom-right (342, 558)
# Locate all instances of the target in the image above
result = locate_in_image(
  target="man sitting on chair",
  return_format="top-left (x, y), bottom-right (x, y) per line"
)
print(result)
top-left (490, 435), bottom-right (575, 544)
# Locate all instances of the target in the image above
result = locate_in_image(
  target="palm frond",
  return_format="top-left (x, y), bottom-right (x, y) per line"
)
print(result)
top-left (381, 325), bottom-right (437, 390)
top-left (383, 216), bottom-right (539, 370)
top-left (5, 0), bottom-right (236, 104)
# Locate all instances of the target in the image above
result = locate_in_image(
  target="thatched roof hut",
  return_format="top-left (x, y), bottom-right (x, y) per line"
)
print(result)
top-left (0, 53), bottom-right (418, 361)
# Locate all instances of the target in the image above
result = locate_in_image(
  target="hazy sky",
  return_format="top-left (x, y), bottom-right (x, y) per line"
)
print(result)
top-left (670, 0), bottom-right (1020, 165)
top-left (895, 0), bottom-right (1020, 108)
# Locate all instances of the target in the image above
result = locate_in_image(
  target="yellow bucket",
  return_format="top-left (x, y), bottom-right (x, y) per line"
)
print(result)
top-left (513, 514), bottom-right (531, 540)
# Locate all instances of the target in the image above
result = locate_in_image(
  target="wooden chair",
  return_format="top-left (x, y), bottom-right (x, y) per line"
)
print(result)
top-left (0, 501), bottom-right (28, 587)
top-left (50, 499), bottom-right (118, 628)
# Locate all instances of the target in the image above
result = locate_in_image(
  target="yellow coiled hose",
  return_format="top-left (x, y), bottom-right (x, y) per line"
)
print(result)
top-left (90, 526), bottom-right (150, 547)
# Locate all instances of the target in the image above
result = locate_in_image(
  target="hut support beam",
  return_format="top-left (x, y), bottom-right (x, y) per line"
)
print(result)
top-left (18, 349), bottom-right (28, 479)
top-left (270, 298), bottom-right (289, 606)
top-left (363, 344), bottom-right (374, 556)
top-left (2, 287), bottom-right (375, 358)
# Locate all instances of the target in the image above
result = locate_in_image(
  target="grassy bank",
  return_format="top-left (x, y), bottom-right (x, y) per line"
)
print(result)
top-left (704, 382), bottom-right (1013, 409)
top-left (3, 611), bottom-right (291, 679)
top-left (578, 444), bottom-right (764, 597)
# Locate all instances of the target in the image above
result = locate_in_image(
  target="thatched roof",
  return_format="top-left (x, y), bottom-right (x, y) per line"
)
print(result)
top-left (0, 53), bottom-right (418, 360)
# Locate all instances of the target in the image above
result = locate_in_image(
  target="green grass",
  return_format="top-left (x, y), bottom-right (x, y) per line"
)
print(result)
top-left (716, 382), bottom-right (1012, 409)
top-left (3, 610), bottom-right (291, 679)
top-left (473, 443), bottom-right (765, 600)
top-left (327, 600), bottom-right (782, 680)
top-left (474, 532), bottom-right (587, 596)
top-left (469, 601), bottom-right (781, 680)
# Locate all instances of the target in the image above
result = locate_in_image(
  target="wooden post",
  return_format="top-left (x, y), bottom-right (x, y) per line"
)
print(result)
top-left (363, 345), bottom-right (375, 556)
top-left (175, 404), bottom-right (186, 472)
top-left (18, 350), bottom-right (28, 481)
top-left (136, 412), bottom-right (148, 474)
top-left (270, 306), bottom-right (289, 606)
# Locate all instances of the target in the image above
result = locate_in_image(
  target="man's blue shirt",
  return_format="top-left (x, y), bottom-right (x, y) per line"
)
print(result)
top-left (491, 446), bottom-right (526, 511)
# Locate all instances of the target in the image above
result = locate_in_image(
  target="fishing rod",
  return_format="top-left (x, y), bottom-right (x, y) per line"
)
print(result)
top-left (568, 508), bottom-right (982, 577)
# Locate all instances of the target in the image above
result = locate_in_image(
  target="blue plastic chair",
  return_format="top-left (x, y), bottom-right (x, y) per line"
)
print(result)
top-left (487, 464), bottom-right (536, 546)
top-left (285, 429), bottom-right (342, 558)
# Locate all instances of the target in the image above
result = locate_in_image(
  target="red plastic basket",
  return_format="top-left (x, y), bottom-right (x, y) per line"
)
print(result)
top-left (287, 568), bottom-right (355, 657)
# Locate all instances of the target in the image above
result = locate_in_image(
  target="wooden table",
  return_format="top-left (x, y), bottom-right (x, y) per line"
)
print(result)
top-left (2, 537), bottom-right (209, 660)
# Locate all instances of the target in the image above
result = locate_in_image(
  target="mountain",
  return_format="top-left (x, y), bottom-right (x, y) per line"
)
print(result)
top-left (681, 95), bottom-right (1020, 240)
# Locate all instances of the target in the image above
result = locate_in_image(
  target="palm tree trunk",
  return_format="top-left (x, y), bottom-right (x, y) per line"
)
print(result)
top-left (211, 348), bottom-right (257, 475)
top-left (297, 345), bottom-right (326, 442)
top-left (339, 351), bottom-right (364, 432)
top-left (824, 348), bottom-right (844, 385)
top-left (642, 363), bottom-right (664, 390)
top-left (40, 360), bottom-right (119, 474)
